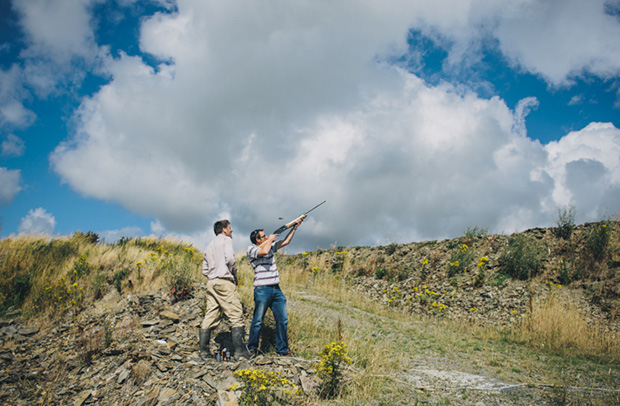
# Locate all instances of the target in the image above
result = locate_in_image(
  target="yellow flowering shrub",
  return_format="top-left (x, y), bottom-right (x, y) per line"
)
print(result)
top-left (314, 341), bottom-right (353, 398)
top-left (232, 368), bottom-right (299, 406)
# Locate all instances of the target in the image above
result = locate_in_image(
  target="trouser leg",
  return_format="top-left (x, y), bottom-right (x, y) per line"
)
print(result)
top-left (201, 279), bottom-right (222, 329)
top-left (271, 287), bottom-right (289, 355)
top-left (248, 286), bottom-right (272, 351)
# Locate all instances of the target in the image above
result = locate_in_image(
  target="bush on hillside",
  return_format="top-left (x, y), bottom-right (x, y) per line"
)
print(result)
top-left (498, 235), bottom-right (544, 280)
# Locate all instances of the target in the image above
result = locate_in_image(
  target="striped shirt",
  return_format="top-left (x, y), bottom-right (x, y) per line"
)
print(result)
top-left (247, 242), bottom-right (279, 287)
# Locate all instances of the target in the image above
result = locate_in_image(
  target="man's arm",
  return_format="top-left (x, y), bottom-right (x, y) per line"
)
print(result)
top-left (256, 234), bottom-right (278, 256)
top-left (277, 217), bottom-right (304, 250)
top-left (224, 237), bottom-right (238, 282)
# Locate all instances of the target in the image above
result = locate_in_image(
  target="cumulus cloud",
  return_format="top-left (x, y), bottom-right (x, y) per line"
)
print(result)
top-left (0, 0), bottom-right (108, 137)
top-left (543, 122), bottom-right (620, 221)
top-left (492, 0), bottom-right (620, 85)
top-left (0, 167), bottom-right (22, 207)
top-left (410, 0), bottom-right (620, 86)
top-left (18, 207), bottom-right (56, 235)
top-left (40, 0), bottom-right (620, 250)
top-left (1, 134), bottom-right (25, 157)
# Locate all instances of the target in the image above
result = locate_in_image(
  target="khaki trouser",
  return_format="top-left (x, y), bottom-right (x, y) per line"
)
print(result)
top-left (201, 278), bottom-right (244, 329)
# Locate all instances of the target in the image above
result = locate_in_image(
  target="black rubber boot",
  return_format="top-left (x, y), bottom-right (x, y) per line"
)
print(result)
top-left (231, 327), bottom-right (252, 359)
top-left (199, 328), bottom-right (211, 359)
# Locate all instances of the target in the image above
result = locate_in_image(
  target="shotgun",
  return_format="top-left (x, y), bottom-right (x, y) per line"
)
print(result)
top-left (273, 200), bottom-right (326, 234)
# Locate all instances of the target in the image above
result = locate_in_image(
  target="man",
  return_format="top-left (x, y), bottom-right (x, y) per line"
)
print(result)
top-left (200, 219), bottom-right (251, 359)
top-left (246, 216), bottom-right (304, 356)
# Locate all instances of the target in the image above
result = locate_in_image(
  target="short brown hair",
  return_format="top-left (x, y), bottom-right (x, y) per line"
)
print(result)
top-left (213, 219), bottom-right (230, 235)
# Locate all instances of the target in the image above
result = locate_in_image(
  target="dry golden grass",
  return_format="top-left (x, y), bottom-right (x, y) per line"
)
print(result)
top-left (518, 288), bottom-right (620, 362)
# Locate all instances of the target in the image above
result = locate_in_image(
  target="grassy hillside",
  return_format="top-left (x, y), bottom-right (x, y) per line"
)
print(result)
top-left (1, 222), bottom-right (619, 404)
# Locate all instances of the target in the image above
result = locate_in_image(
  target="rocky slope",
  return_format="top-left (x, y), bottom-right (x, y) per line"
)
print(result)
top-left (286, 221), bottom-right (620, 329)
top-left (1, 222), bottom-right (619, 405)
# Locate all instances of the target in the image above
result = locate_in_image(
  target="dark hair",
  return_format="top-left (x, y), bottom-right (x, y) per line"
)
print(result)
top-left (250, 229), bottom-right (264, 245)
top-left (214, 219), bottom-right (230, 235)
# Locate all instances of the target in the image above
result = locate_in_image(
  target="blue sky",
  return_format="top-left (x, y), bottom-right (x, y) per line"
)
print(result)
top-left (1, 0), bottom-right (620, 252)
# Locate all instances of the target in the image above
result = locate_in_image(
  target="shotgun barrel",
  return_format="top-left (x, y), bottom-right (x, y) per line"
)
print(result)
top-left (273, 200), bottom-right (326, 234)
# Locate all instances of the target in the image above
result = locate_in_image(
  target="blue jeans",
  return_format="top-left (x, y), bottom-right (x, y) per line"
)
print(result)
top-left (248, 284), bottom-right (289, 354)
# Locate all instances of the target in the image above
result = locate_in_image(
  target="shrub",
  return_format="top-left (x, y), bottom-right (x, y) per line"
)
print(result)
top-left (385, 243), bottom-right (397, 255)
top-left (384, 286), bottom-right (402, 306)
top-left (114, 268), bottom-right (130, 294)
top-left (375, 267), bottom-right (388, 279)
top-left (499, 235), bottom-right (543, 280)
top-left (554, 205), bottom-right (576, 240)
top-left (1, 271), bottom-right (32, 314)
top-left (314, 341), bottom-right (353, 398)
top-left (231, 368), bottom-right (299, 406)
top-left (464, 226), bottom-right (488, 238)
top-left (474, 257), bottom-right (488, 287)
top-left (447, 244), bottom-right (474, 278)
top-left (419, 257), bottom-right (429, 281)
top-left (557, 259), bottom-right (574, 285)
top-left (586, 222), bottom-right (610, 262)
top-left (164, 248), bottom-right (196, 302)
top-left (72, 255), bottom-right (91, 277)
top-left (331, 251), bottom-right (347, 273)
top-left (72, 231), bottom-right (100, 244)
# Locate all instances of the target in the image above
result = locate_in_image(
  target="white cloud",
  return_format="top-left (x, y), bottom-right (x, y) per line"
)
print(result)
top-left (568, 95), bottom-right (584, 106)
top-left (0, 98), bottom-right (36, 129)
top-left (1, 134), bottom-right (25, 157)
top-left (13, 0), bottom-right (99, 64)
top-left (492, 0), bottom-right (620, 85)
top-left (543, 122), bottom-right (620, 221)
top-left (406, 0), bottom-right (620, 86)
top-left (42, 0), bottom-right (620, 250)
top-left (18, 207), bottom-right (56, 235)
top-left (0, 167), bottom-right (22, 207)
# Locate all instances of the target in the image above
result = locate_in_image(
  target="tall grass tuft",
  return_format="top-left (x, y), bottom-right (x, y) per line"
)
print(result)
top-left (518, 285), bottom-right (620, 362)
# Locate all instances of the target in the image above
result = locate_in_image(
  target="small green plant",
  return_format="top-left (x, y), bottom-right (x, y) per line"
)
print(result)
top-left (474, 256), bottom-right (488, 287)
top-left (3, 272), bottom-right (32, 314)
top-left (409, 285), bottom-right (441, 309)
top-left (557, 259), bottom-right (573, 285)
top-left (554, 205), bottom-right (576, 240)
top-left (498, 235), bottom-right (543, 280)
top-left (397, 264), bottom-right (411, 281)
top-left (586, 222), bottom-right (610, 262)
top-left (384, 286), bottom-right (402, 306)
top-left (310, 266), bottom-right (321, 278)
top-left (447, 244), bottom-right (474, 277)
top-left (114, 268), bottom-right (130, 294)
top-left (314, 341), bottom-right (353, 398)
top-left (93, 269), bottom-right (106, 300)
top-left (331, 250), bottom-right (347, 273)
top-left (72, 255), bottom-right (91, 277)
top-left (464, 226), bottom-right (488, 238)
top-left (231, 368), bottom-right (299, 406)
top-left (419, 257), bottom-right (429, 281)
top-left (375, 267), bottom-right (388, 279)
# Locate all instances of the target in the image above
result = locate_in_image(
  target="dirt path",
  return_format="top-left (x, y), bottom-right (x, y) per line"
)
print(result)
top-left (288, 290), bottom-right (620, 405)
